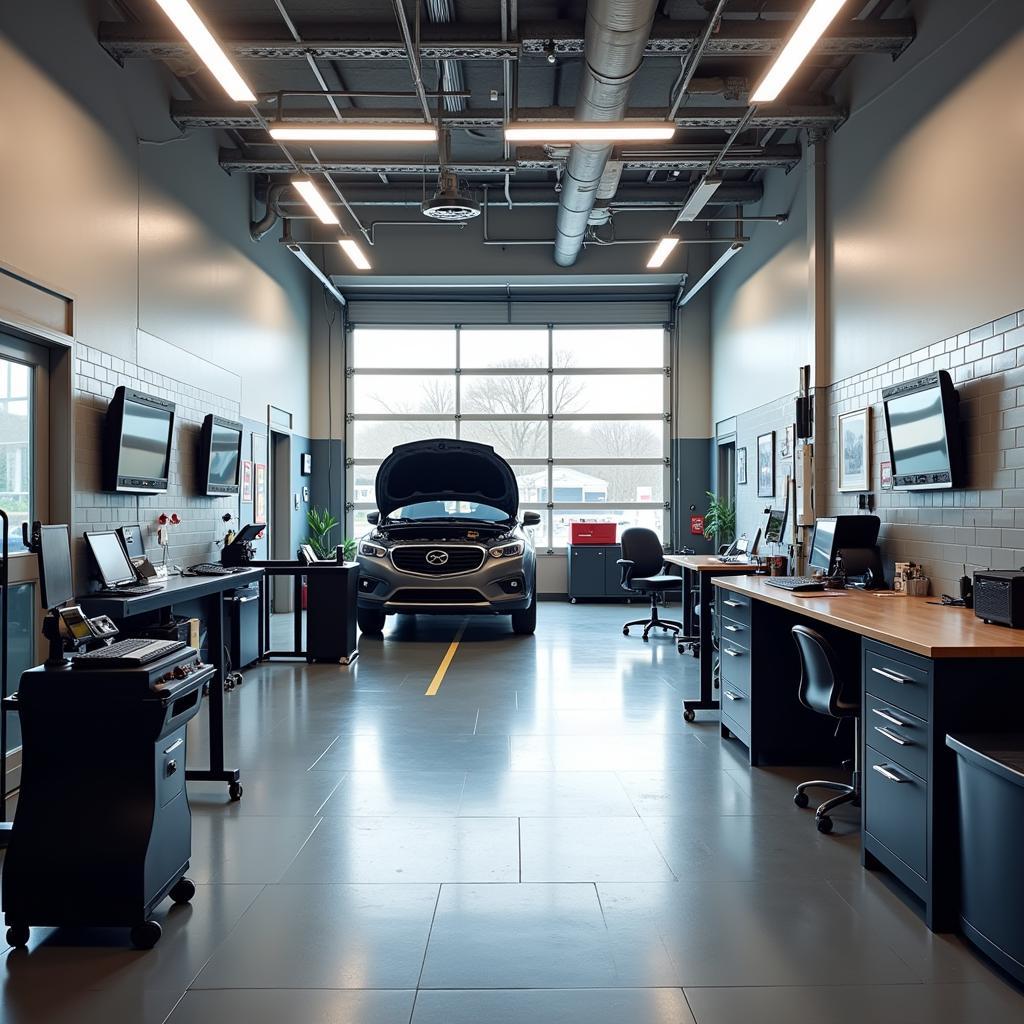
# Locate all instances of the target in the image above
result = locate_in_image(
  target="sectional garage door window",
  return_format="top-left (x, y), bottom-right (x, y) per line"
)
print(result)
top-left (347, 325), bottom-right (669, 551)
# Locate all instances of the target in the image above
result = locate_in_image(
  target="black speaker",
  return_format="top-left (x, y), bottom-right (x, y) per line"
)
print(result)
top-left (974, 571), bottom-right (1024, 628)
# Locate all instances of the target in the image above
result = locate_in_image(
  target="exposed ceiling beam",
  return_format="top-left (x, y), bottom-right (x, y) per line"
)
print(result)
top-left (99, 18), bottom-right (915, 62)
top-left (174, 101), bottom-right (845, 132)
top-left (219, 144), bottom-right (801, 175)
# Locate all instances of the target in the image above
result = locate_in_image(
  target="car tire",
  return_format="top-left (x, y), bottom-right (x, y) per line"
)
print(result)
top-left (510, 586), bottom-right (537, 635)
top-left (357, 607), bottom-right (387, 634)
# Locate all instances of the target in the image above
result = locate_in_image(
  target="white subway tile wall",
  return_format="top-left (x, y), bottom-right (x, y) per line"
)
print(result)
top-left (73, 343), bottom-right (241, 584)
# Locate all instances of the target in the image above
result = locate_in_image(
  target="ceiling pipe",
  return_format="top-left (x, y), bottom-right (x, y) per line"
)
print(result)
top-left (250, 182), bottom-right (289, 241)
top-left (552, 0), bottom-right (659, 267)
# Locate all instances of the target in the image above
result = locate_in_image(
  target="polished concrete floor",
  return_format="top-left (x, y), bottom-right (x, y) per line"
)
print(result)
top-left (2, 602), bottom-right (1023, 1023)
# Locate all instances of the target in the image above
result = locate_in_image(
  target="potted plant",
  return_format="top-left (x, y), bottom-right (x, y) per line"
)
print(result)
top-left (302, 507), bottom-right (356, 607)
top-left (703, 491), bottom-right (736, 548)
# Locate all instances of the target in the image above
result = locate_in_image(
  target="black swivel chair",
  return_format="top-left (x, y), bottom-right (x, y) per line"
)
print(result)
top-left (791, 624), bottom-right (861, 834)
top-left (617, 528), bottom-right (688, 643)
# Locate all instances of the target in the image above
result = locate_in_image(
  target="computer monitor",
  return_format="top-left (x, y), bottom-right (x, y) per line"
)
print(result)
top-left (38, 524), bottom-right (74, 610)
top-left (233, 523), bottom-right (266, 545)
top-left (85, 530), bottom-right (138, 588)
top-left (809, 518), bottom-right (837, 572)
top-left (118, 523), bottom-right (146, 560)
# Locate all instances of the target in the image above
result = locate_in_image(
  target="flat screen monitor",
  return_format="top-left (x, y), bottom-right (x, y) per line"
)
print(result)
top-left (118, 523), bottom-right (146, 559)
top-left (764, 508), bottom-right (786, 545)
top-left (38, 524), bottom-right (74, 609)
top-left (104, 386), bottom-right (175, 493)
top-left (200, 414), bottom-right (243, 496)
top-left (882, 370), bottom-right (963, 490)
top-left (85, 530), bottom-right (138, 588)
top-left (809, 518), bottom-right (837, 572)
top-left (233, 523), bottom-right (266, 545)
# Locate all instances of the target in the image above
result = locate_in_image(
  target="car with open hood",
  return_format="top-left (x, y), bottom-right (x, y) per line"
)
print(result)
top-left (355, 438), bottom-right (539, 635)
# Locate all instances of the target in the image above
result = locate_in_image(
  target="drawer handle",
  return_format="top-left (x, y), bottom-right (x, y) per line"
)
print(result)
top-left (723, 690), bottom-right (743, 701)
top-left (723, 647), bottom-right (742, 658)
top-left (871, 666), bottom-right (913, 685)
top-left (724, 624), bottom-right (742, 633)
top-left (165, 759), bottom-right (178, 777)
top-left (163, 738), bottom-right (184, 756)
top-left (871, 707), bottom-right (908, 728)
top-left (874, 725), bottom-right (911, 746)
top-left (872, 764), bottom-right (910, 784)
top-left (723, 599), bottom-right (743, 608)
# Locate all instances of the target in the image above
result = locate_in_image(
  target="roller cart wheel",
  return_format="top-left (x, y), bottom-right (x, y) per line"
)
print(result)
top-left (683, 708), bottom-right (696, 723)
top-left (623, 627), bottom-right (630, 636)
top-left (229, 781), bottom-right (244, 802)
top-left (793, 791), bottom-right (810, 808)
top-left (6, 924), bottom-right (29, 948)
top-left (815, 814), bottom-right (834, 834)
top-left (130, 920), bottom-right (162, 950)
top-left (169, 877), bottom-right (196, 905)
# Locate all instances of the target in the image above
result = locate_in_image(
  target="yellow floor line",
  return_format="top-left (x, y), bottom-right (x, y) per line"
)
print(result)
top-left (425, 620), bottom-right (468, 696)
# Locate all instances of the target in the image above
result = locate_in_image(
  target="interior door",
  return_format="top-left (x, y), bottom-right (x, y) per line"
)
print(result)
top-left (0, 332), bottom-right (51, 759)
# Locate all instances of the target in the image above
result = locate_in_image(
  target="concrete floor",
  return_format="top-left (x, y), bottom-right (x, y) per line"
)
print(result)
top-left (2, 602), bottom-right (1023, 1022)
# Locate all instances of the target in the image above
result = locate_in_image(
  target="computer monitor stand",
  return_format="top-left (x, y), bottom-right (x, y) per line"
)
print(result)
top-left (42, 609), bottom-right (71, 668)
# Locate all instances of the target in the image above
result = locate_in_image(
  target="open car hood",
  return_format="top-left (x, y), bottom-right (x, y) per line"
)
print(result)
top-left (375, 438), bottom-right (519, 520)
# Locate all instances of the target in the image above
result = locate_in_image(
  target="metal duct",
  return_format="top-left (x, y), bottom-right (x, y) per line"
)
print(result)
top-left (425, 0), bottom-right (466, 112)
top-left (553, 0), bottom-right (659, 267)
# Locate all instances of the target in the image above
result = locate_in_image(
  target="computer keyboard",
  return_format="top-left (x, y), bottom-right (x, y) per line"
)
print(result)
top-left (187, 563), bottom-right (232, 576)
top-left (764, 576), bottom-right (827, 593)
top-left (74, 637), bottom-right (186, 667)
top-left (95, 583), bottom-right (164, 596)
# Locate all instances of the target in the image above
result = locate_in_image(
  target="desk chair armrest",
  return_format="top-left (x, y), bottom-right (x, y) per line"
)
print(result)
top-left (616, 558), bottom-right (635, 589)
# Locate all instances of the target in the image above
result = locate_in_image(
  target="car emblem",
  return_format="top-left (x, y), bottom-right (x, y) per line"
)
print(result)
top-left (426, 550), bottom-right (449, 565)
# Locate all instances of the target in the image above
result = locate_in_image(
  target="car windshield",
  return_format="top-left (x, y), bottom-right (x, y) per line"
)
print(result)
top-left (389, 501), bottom-right (510, 522)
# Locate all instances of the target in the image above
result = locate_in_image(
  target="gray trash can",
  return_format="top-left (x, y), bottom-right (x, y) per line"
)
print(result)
top-left (946, 733), bottom-right (1024, 984)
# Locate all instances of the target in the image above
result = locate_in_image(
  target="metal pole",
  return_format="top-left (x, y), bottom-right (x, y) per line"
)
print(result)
top-left (667, 0), bottom-right (728, 121)
top-left (392, 0), bottom-right (434, 122)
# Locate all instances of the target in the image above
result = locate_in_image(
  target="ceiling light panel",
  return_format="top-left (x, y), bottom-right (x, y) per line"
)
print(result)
top-left (504, 121), bottom-right (676, 143)
top-left (153, 0), bottom-right (255, 102)
top-left (647, 237), bottom-right (680, 269)
top-left (292, 179), bottom-right (339, 225)
top-left (675, 178), bottom-right (723, 223)
top-left (339, 238), bottom-right (372, 271)
top-left (269, 124), bottom-right (438, 143)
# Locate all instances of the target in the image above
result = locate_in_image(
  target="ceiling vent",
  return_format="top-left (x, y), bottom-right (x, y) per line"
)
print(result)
top-left (422, 171), bottom-right (481, 221)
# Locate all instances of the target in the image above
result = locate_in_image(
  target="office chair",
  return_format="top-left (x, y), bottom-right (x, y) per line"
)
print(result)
top-left (617, 528), bottom-right (688, 643)
top-left (791, 624), bottom-right (861, 834)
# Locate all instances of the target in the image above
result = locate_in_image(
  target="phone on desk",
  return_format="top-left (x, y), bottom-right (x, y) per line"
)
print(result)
top-left (132, 556), bottom-right (167, 581)
top-left (57, 605), bottom-right (118, 641)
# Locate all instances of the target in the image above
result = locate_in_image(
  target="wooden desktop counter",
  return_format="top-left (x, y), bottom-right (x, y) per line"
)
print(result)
top-left (711, 573), bottom-right (1024, 931)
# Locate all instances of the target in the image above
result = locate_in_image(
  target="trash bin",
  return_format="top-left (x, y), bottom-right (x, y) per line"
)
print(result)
top-left (2, 648), bottom-right (213, 949)
top-left (946, 733), bottom-right (1024, 984)
top-left (306, 562), bottom-right (358, 664)
top-left (228, 582), bottom-right (261, 668)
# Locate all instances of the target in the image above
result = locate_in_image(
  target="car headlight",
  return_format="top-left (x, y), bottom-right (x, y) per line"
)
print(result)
top-left (359, 540), bottom-right (387, 557)
top-left (489, 540), bottom-right (524, 558)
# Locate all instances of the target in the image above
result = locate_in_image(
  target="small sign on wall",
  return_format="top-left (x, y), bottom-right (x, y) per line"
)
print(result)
top-left (254, 463), bottom-right (266, 522)
top-left (880, 460), bottom-right (892, 491)
top-left (690, 514), bottom-right (705, 536)
top-left (241, 460), bottom-right (253, 502)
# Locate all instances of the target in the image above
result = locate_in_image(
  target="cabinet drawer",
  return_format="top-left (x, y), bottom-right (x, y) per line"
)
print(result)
top-left (158, 728), bottom-right (187, 809)
top-left (719, 616), bottom-right (749, 643)
top-left (865, 744), bottom-right (927, 879)
top-left (720, 640), bottom-right (751, 694)
top-left (864, 642), bottom-right (931, 721)
top-left (718, 591), bottom-right (751, 626)
top-left (721, 688), bottom-right (751, 737)
top-left (865, 695), bottom-right (929, 780)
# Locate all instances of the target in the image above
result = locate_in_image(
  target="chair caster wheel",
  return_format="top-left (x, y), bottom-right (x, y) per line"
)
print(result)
top-left (623, 627), bottom-right (629, 636)
top-left (169, 877), bottom-right (196, 905)
top-left (794, 792), bottom-right (809, 808)
top-left (642, 635), bottom-right (649, 643)
top-left (6, 924), bottom-right (29, 948)
top-left (229, 782), bottom-right (243, 802)
top-left (816, 814), bottom-right (834, 834)
top-left (130, 920), bottom-right (162, 950)
top-left (683, 708), bottom-right (696, 723)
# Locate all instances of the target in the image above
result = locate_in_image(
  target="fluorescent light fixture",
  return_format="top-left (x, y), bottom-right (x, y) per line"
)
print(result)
top-left (269, 123), bottom-right (438, 143)
top-left (751, 0), bottom-right (848, 102)
top-left (286, 244), bottom-right (346, 306)
top-left (678, 242), bottom-right (744, 306)
top-left (675, 178), bottom-right (723, 223)
top-left (339, 237), bottom-right (372, 271)
top-left (504, 121), bottom-right (676, 143)
top-left (153, 0), bottom-right (255, 102)
top-left (647, 236), bottom-right (680, 269)
top-left (292, 179), bottom-right (339, 225)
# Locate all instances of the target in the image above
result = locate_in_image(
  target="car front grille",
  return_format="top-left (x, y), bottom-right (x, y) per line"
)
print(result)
top-left (390, 588), bottom-right (486, 604)
top-left (390, 545), bottom-right (486, 576)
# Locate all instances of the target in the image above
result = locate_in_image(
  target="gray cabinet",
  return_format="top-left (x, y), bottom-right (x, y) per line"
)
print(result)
top-left (567, 544), bottom-right (614, 600)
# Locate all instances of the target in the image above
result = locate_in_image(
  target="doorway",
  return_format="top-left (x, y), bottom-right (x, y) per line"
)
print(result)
top-left (270, 428), bottom-right (293, 612)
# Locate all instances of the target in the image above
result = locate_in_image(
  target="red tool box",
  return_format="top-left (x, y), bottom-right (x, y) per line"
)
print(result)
top-left (569, 522), bottom-right (617, 545)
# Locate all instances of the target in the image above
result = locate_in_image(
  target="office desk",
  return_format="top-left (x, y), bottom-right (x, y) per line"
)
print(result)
top-left (80, 568), bottom-right (263, 801)
top-left (662, 554), bottom-right (761, 721)
top-left (712, 575), bottom-right (1024, 930)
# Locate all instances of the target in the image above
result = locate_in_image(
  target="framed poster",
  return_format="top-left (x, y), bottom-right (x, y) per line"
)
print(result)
top-left (736, 447), bottom-right (747, 486)
top-left (254, 463), bottom-right (267, 523)
top-left (241, 460), bottom-right (253, 502)
top-left (757, 431), bottom-right (775, 498)
top-left (838, 408), bottom-right (870, 492)
top-left (780, 423), bottom-right (794, 460)
top-left (300, 452), bottom-right (312, 476)
top-left (880, 459), bottom-right (892, 491)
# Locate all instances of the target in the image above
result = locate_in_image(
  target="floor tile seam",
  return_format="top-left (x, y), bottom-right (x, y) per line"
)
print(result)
top-left (408, 884), bottom-right (445, 1024)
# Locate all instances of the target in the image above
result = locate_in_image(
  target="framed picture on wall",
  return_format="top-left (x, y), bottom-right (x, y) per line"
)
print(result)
top-left (880, 459), bottom-right (892, 491)
top-left (241, 460), bottom-right (253, 502)
top-left (838, 408), bottom-right (871, 492)
top-left (300, 453), bottom-right (312, 476)
top-left (736, 447), bottom-right (747, 485)
top-left (757, 432), bottom-right (775, 497)
top-left (780, 423), bottom-right (794, 460)
top-left (254, 463), bottom-right (267, 522)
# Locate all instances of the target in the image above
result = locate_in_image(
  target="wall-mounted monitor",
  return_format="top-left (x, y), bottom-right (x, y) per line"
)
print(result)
top-left (103, 386), bottom-right (175, 493)
top-left (882, 370), bottom-right (964, 490)
top-left (199, 414), bottom-right (243, 496)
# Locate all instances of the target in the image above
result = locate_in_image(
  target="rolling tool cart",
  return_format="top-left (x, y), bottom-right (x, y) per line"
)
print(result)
top-left (2, 646), bottom-right (212, 949)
